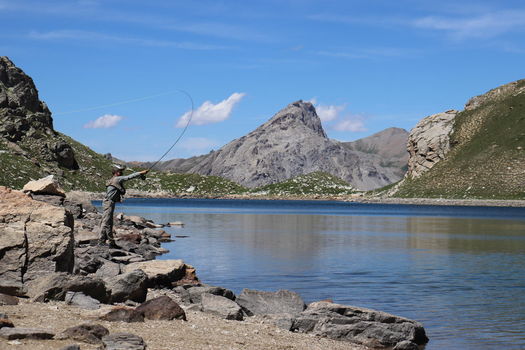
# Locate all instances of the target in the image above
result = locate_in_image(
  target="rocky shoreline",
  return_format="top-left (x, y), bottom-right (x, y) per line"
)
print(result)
top-left (2, 179), bottom-right (430, 350)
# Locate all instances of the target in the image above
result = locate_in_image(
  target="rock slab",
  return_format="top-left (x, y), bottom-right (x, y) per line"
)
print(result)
top-left (236, 289), bottom-right (306, 316)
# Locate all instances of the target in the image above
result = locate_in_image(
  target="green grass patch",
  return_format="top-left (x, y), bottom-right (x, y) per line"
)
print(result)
top-left (251, 171), bottom-right (355, 196)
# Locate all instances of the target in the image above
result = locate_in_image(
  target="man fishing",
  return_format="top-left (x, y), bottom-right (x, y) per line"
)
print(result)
top-left (99, 165), bottom-right (149, 248)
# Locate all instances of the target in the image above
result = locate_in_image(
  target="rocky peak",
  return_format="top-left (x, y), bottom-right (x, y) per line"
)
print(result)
top-left (0, 57), bottom-right (78, 169)
top-left (261, 100), bottom-right (327, 138)
top-left (0, 56), bottom-right (48, 114)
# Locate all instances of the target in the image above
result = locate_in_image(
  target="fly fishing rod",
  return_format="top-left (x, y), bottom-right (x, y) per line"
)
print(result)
top-left (147, 89), bottom-right (194, 171)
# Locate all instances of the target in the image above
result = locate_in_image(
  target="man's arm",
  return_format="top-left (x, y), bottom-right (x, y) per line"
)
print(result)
top-left (117, 170), bottom-right (149, 182)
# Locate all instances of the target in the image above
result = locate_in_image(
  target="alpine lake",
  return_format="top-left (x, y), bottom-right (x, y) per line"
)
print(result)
top-left (95, 198), bottom-right (525, 350)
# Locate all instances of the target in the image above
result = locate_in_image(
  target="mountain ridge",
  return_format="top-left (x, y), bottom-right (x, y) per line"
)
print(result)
top-left (134, 101), bottom-right (408, 191)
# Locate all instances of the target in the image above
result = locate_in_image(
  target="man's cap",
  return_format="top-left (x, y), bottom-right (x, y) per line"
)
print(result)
top-left (113, 164), bottom-right (126, 171)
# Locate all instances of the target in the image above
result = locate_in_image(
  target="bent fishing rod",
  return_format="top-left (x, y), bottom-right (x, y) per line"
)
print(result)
top-left (147, 89), bottom-right (194, 172)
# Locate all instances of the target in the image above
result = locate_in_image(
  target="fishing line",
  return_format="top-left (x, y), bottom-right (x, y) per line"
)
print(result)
top-left (54, 90), bottom-right (183, 116)
top-left (147, 89), bottom-right (194, 171)
top-left (55, 88), bottom-right (194, 172)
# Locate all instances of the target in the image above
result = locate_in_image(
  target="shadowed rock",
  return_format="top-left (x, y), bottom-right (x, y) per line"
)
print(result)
top-left (0, 327), bottom-right (55, 340)
top-left (100, 307), bottom-right (144, 323)
top-left (106, 269), bottom-right (148, 303)
top-left (28, 272), bottom-right (109, 303)
top-left (135, 296), bottom-right (186, 321)
top-left (56, 323), bottom-right (109, 344)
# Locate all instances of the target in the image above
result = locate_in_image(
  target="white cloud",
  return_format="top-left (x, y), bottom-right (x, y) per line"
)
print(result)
top-left (176, 92), bottom-right (246, 127)
top-left (84, 114), bottom-right (123, 129)
top-left (333, 117), bottom-right (367, 132)
top-left (309, 98), bottom-right (346, 122)
top-left (414, 10), bottom-right (525, 39)
top-left (28, 30), bottom-right (229, 50)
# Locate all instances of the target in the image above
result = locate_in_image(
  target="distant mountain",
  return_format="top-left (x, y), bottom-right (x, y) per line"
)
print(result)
top-left (139, 101), bottom-right (409, 191)
top-left (343, 127), bottom-right (409, 178)
top-left (392, 79), bottom-right (525, 199)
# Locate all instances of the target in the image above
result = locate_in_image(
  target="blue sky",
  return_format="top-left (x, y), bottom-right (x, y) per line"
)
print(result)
top-left (2, 0), bottom-right (524, 161)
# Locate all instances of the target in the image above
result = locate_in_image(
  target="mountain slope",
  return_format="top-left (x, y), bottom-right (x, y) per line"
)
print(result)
top-left (394, 79), bottom-right (525, 199)
top-left (343, 127), bottom-right (408, 178)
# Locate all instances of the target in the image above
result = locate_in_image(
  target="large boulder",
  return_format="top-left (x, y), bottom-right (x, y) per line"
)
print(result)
top-left (106, 269), bottom-right (148, 303)
top-left (201, 293), bottom-right (243, 321)
top-left (123, 259), bottom-right (197, 288)
top-left (292, 301), bottom-right (428, 349)
top-left (135, 296), bottom-right (186, 321)
top-left (236, 289), bottom-right (306, 316)
top-left (0, 187), bottom-right (74, 295)
top-left (22, 175), bottom-right (66, 197)
top-left (27, 272), bottom-right (110, 303)
top-left (406, 110), bottom-right (458, 178)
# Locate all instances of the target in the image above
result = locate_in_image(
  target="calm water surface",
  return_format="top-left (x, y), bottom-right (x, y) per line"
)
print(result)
top-left (105, 198), bottom-right (525, 350)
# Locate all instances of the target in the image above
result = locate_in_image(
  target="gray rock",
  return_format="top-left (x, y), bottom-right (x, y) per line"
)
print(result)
top-left (65, 291), bottom-right (101, 310)
top-left (106, 269), bottom-right (148, 303)
top-left (74, 246), bottom-right (111, 274)
top-left (406, 110), bottom-right (458, 178)
top-left (95, 260), bottom-right (121, 280)
top-left (259, 313), bottom-right (296, 331)
top-left (201, 293), bottom-right (243, 321)
top-left (56, 323), bottom-right (109, 344)
top-left (187, 285), bottom-right (235, 304)
top-left (292, 301), bottom-right (429, 348)
top-left (236, 289), bottom-right (306, 316)
top-left (102, 333), bottom-right (146, 350)
top-left (0, 327), bottom-right (55, 340)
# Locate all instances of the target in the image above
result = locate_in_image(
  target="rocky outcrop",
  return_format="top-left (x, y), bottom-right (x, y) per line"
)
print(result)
top-left (0, 56), bottom-right (79, 170)
top-left (0, 186), bottom-right (74, 295)
top-left (143, 101), bottom-right (407, 191)
top-left (406, 110), bottom-right (458, 178)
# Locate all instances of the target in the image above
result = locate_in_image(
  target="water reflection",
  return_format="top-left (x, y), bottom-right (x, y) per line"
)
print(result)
top-left (114, 200), bottom-right (525, 350)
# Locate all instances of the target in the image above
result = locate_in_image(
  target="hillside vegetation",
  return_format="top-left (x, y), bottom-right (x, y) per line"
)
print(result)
top-left (394, 79), bottom-right (525, 199)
